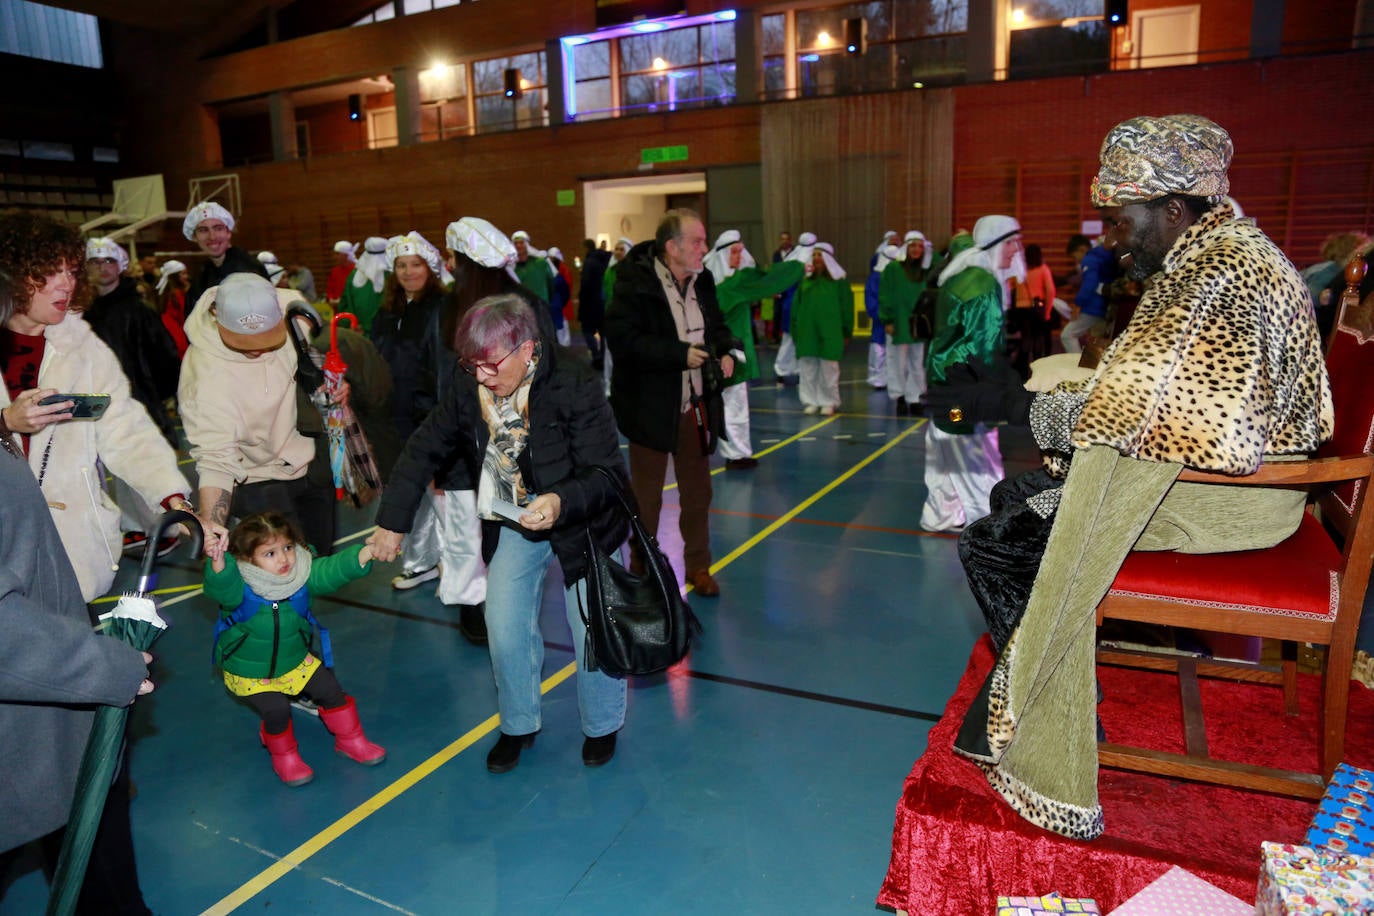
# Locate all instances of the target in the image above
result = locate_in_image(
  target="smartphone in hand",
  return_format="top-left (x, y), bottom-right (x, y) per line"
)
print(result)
top-left (38, 393), bottom-right (111, 420)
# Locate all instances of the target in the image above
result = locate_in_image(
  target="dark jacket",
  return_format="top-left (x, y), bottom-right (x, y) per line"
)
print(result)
top-left (1075, 244), bottom-right (1117, 318)
top-left (603, 240), bottom-right (736, 453)
top-left (187, 246), bottom-right (270, 317)
top-left (375, 332), bottom-right (628, 585)
top-left (0, 451), bottom-right (145, 853)
top-left (371, 287), bottom-right (446, 441)
top-left (84, 276), bottom-right (182, 446)
top-left (578, 248), bottom-right (611, 331)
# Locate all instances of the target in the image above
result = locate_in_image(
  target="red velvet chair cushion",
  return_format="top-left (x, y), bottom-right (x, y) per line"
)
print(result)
top-left (1108, 513), bottom-right (1341, 619)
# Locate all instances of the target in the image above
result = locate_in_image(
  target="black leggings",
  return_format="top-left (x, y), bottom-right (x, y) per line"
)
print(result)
top-left (245, 666), bottom-right (346, 735)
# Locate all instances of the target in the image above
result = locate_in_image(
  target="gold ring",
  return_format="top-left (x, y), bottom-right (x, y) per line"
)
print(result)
top-left (535, 511), bottom-right (545, 521)
top-left (948, 407), bottom-right (964, 423)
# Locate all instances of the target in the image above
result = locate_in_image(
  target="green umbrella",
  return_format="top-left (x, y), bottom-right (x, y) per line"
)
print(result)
top-left (46, 510), bottom-right (201, 916)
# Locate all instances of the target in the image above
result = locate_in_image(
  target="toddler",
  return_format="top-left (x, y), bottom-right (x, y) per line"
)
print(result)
top-left (205, 511), bottom-right (384, 786)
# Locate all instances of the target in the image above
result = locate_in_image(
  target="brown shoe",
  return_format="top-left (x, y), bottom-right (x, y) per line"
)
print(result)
top-left (689, 569), bottom-right (720, 597)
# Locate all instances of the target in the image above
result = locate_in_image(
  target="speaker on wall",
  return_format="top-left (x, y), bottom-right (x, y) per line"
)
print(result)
top-left (843, 17), bottom-right (866, 55)
top-left (503, 68), bottom-right (523, 99)
top-left (1105, 0), bottom-right (1128, 26)
top-left (348, 93), bottom-right (361, 121)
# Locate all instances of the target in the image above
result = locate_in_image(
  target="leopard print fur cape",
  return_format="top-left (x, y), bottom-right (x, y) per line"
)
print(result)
top-left (1064, 203), bottom-right (1333, 475)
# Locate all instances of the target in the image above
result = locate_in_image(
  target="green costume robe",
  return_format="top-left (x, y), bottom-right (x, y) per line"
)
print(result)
top-left (926, 265), bottom-right (1006, 434)
top-left (516, 256), bottom-right (553, 304)
top-left (790, 274), bottom-right (853, 361)
top-left (877, 260), bottom-right (929, 345)
top-left (715, 261), bottom-right (805, 385)
top-left (602, 261), bottom-right (621, 313)
top-left (338, 269), bottom-right (386, 337)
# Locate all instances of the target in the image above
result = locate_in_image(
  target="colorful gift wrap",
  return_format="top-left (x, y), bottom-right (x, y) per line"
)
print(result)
top-left (1306, 763), bottom-right (1374, 858)
top-left (1108, 865), bottom-right (1252, 915)
top-left (1256, 841), bottom-right (1374, 915)
top-left (996, 893), bottom-right (1101, 915)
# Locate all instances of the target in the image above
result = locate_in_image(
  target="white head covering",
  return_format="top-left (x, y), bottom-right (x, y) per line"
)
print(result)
top-left (610, 236), bottom-right (634, 265)
top-left (352, 236), bottom-right (390, 292)
top-left (875, 230), bottom-right (898, 256)
top-left (85, 237), bottom-right (129, 272)
top-left (810, 241), bottom-right (847, 280)
top-left (938, 215), bottom-right (1025, 294)
top-left (703, 229), bottom-right (757, 284)
top-left (446, 217), bottom-right (519, 283)
top-left (155, 259), bottom-right (186, 295)
top-left (899, 230), bottom-right (935, 270)
top-left (547, 246), bottom-right (564, 263)
top-left (333, 240), bottom-right (358, 263)
top-left (787, 231), bottom-right (818, 269)
top-left (182, 201), bottom-right (235, 240)
top-left (265, 263), bottom-right (287, 286)
top-left (874, 243), bottom-right (902, 274)
top-left (257, 250), bottom-right (279, 265)
top-left (385, 231), bottom-right (443, 278)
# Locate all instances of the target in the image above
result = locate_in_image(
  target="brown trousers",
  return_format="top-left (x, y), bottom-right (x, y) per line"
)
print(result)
top-left (628, 409), bottom-right (714, 576)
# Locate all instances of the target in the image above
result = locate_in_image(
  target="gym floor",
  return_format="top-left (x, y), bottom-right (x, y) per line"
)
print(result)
top-left (2, 344), bottom-right (1040, 915)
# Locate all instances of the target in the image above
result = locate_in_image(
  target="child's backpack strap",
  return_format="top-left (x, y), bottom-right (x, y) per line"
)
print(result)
top-left (211, 584), bottom-right (334, 669)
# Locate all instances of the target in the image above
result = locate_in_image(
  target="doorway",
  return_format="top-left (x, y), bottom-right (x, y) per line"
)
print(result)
top-left (581, 173), bottom-right (707, 252)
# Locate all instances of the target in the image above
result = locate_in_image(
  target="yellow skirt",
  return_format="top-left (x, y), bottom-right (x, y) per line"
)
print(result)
top-left (223, 654), bottom-right (320, 697)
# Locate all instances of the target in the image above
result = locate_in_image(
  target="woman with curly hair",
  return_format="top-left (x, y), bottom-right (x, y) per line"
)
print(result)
top-left (0, 212), bottom-right (201, 601)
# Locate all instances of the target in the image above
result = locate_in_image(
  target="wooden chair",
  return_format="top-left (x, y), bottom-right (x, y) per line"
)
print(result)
top-left (1095, 258), bottom-right (1374, 798)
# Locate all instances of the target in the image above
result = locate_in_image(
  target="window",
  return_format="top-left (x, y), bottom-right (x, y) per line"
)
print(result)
top-left (0, 0), bottom-right (102, 69)
top-left (571, 40), bottom-right (613, 121)
top-left (762, 13), bottom-right (787, 99)
top-left (473, 51), bottom-right (547, 133)
top-left (793, 0), bottom-right (967, 97)
top-left (1007, 0), bottom-right (1108, 79)
top-left (353, 0), bottom-right (464, 27)
top-left (618, 20), bottom-right (736, 114)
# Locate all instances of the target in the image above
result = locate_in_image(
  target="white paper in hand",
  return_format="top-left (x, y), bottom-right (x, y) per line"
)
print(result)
top-left (490, 498), bottom-right (529, 525)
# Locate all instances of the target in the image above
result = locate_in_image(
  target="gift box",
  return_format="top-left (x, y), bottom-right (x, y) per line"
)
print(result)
top-left (995, 893), bottom-right (1101, 915)
top-left (1107, 866), bottom-right (1252, 914)
top-left (1255, 841), bottom-right (1374, 915)
top-left (1305, 763), bottom-right (1374, 858)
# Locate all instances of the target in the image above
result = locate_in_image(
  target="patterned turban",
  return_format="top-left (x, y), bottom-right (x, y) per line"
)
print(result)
top-left (1090, 114), bottom-right (1233, 208)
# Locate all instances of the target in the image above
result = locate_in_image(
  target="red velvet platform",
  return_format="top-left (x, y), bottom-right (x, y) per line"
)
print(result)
top-left (877, 636), bottom-right (1374, 914)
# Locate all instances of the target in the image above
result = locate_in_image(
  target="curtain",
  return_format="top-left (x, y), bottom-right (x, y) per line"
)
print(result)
top-left (761, 89), bottom-right (954, 278)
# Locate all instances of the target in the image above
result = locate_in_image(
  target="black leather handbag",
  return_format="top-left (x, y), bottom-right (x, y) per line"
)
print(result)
top-left (578, 465), bottom-right (701, 677)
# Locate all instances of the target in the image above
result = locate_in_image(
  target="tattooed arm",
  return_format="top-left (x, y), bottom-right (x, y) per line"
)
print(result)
top-left (196, 485), bottom-right (231, 560)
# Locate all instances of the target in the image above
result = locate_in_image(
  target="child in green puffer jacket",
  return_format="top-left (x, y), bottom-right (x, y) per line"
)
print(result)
top-left (205, 511), bottom-right (385, 786)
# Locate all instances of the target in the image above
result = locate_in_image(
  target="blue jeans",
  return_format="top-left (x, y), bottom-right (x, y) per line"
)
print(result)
top-left (484, 525), bottom-right (627, 738)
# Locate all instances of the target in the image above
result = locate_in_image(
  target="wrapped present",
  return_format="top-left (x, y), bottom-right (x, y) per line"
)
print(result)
top-left (996, 893), bottom-right (1101, 915)
top-left (1108, 866), bottom-right (1252, 914)
top-left (1256, 841), bottom-right (1374, 915)
top-left (1306, 763), bottom-right (1374, 858)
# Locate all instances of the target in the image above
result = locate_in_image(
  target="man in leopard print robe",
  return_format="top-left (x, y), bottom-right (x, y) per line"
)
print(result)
top-left (941, 114), bottom-right (1333, 839)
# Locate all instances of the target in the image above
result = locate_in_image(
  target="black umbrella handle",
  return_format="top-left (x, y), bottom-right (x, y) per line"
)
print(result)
top-left (286, 302), bottom-right (325, 393)
top-left (137, 510), bottom-right (203, 593)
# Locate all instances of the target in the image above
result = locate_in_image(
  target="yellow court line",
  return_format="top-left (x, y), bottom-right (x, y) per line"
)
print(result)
top-left (91, 583), bottom-right (203, 604)
top-left (200, 664), bottom-right (578, 916)
top-left (706, 420), bottom-right (924, 576)
top-left (204, 423), bottom-right (919, 910)
top-left (664, 415), bottom-right (840, 491)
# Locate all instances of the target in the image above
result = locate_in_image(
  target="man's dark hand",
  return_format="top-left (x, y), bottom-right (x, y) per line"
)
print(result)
top-left (926, 358), bottom-right (1034, 426)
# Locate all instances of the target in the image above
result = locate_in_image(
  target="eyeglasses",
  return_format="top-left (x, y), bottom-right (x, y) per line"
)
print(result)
top-left (459, 342), bottom-right (525, 377)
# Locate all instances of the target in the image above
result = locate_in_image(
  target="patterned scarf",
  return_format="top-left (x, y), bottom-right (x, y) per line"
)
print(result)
top-left (476, 353), bottom-right (538, 519)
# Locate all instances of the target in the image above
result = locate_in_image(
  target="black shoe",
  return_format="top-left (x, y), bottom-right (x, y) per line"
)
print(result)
top-left (582, 731), bottom-right (618, 767)
top-left (896, 396), bottom-right (909, 416)
top-left (486, 731), bottom-right (536, 774)
top-left (724, 457), bottom-right (759, 470)
top-left (459, 603), bottom-right (488, 645)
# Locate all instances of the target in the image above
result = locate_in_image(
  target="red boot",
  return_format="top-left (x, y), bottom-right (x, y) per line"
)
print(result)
top-left (319, 696), bottom-right (386, 765)
top-left (260, 722), bottom-right (314, 786)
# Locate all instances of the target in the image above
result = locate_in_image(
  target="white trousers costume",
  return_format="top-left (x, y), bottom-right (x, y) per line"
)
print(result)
top-left (717, 383), bottom-right (753, 460)
top-left (403, 487), bottom-right (487, 605)
top-left (867, 342), bottom-right (886, 387)
top-left (920, 422), bottom-right (1003, 532)
top-left (885, 342), bottom-right (927, 402)
top-left (798, 357), bottom-right (840, 410)
top-left (774, 333), bottom-right (798, 377)
top-left (602, 345), bottom-right (614, 396)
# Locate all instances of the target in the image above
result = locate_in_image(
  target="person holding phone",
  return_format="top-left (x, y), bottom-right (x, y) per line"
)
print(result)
top-left (0, 213), bottom-right (200, 603)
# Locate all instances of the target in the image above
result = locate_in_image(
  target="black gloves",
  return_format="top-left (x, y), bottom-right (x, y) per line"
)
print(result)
top-left (926, 358), bottom-right (1035, 427)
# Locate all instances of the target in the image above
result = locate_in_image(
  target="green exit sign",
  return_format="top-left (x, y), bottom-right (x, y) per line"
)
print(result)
top-left (641, 145), bottom-right (689, 164)
top-left (556, 189), bottom-right (576, 206)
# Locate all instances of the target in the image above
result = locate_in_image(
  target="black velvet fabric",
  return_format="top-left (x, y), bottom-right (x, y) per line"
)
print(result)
top-left (957, 468), bottom-right (1062, 653)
